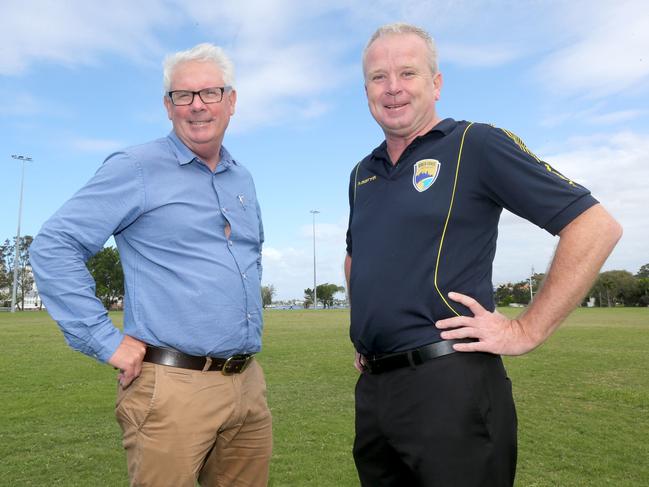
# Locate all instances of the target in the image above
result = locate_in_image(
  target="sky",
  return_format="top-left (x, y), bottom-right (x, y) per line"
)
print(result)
top-left (2, 0), bottom-right (648, 300)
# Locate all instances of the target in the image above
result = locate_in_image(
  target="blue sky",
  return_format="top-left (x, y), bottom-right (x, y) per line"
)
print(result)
top-left (2, 0), bottom-right (648, 300)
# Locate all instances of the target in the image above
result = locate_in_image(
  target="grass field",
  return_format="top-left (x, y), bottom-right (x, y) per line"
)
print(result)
top-left (1, 308), bottom-right (647, 486)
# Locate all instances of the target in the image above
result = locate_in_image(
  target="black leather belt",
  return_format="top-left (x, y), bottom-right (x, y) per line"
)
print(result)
top-left (143, 345), bottom-right (253, 374)
top-left (363, 340), bottom-right (470, 374)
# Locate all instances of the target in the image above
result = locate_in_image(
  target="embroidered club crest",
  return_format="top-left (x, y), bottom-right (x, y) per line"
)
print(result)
top-left (412, 159), bottom-right (441, 192)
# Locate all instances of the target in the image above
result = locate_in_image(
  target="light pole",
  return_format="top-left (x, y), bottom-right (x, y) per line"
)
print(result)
top-left (10, 155), bottom-right (32, 313)
top-left (528, 266), bottom-right (535, 303)
top-left (310, 210), bottom-right (320, 309)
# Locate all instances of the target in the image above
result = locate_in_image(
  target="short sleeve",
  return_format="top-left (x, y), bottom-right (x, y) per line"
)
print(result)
top-left (478, 126), bottom-right (598, 235)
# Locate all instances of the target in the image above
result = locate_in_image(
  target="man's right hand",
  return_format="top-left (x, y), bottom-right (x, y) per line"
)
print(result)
top-left (108, 335), bottom-right (147, 387)
top-left (354, 351), bottom-right (366, 373)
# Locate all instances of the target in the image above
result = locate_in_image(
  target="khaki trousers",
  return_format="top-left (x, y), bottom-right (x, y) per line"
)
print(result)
top-left (115, 359), bottom-right (272, 487)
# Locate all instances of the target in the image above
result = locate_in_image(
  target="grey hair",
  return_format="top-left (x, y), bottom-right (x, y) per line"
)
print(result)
top-left (163, 43), bottom-right (235, 92)
top-left (362, 23), bottom-right (438, 77)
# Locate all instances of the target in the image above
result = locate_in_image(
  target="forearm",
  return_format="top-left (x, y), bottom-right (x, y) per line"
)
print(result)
top-left (517, 204), bottom-right (622, 344)
top-left (31, 152), bottom-right (146, 361)
top-left (31, 230), bottom-right (123, 362)
top-left (344, 253), bottom-right (352, 302)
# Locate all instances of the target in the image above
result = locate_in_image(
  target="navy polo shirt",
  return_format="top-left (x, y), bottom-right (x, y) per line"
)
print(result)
top-left (346, 118), bottom-right (598, 355)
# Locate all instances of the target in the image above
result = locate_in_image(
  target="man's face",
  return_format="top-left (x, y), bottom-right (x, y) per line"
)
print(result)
top-left (364, 33), bottom-right (442, 141)
top-left (164, 60), bottom-right (236, 158)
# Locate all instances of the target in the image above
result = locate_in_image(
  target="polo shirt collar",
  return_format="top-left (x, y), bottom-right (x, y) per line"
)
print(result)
top-left (370, 117), bottom-right (458, 165)
top-left (429, 117), bottom-right (457, 136)
top-left (166, 131), bottom-right (237, 169)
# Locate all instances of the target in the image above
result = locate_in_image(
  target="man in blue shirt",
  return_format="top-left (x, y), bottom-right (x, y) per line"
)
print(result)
top-left (345, 23), bottom-right (622, 486)
top-left (30, 43), bottom-right (271, 487)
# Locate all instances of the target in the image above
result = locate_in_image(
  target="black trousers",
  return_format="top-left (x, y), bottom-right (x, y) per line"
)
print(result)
top-left (353, 352), bottom-right (517, 487)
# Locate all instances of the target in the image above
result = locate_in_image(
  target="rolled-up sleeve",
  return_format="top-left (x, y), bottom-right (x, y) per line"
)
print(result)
top-left (30, 152), bottom-right (144, 362)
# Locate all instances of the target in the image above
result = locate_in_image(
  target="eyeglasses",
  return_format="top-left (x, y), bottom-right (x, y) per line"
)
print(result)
top-left (167, 86), bottom-right (231, 106)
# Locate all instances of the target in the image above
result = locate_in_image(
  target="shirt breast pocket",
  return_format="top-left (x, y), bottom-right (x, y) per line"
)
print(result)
top-left (232, 193), bottom-right (260, 243)
top-left (235, 192), bottom-right (249, 211)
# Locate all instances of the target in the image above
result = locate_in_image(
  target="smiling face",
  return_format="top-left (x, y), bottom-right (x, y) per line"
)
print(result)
top-left (364, 33), bottom-right (442, 145)
top-left (164, 60), bottom-right (236, 168)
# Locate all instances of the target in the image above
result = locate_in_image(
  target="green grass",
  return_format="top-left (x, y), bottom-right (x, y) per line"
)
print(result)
top-left (1, 308), bottom-right (647, 486)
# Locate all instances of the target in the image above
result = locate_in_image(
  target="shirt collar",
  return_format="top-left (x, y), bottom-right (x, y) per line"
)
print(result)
top-left (430, 117), bottom-right (457, 136)
top-left (166, 131), bottom-right (237, 170)
top-left (371, 117), bottom-right (458, 165)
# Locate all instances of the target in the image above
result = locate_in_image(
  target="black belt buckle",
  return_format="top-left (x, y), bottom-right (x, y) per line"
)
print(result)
top-left (222, 354), bottom-right (252, 375)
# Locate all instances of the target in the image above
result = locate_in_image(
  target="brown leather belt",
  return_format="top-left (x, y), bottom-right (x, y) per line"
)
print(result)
top-left (143, 345), bottom-right (253, 374)
top-left (363, 339), bottom-right (471, 374)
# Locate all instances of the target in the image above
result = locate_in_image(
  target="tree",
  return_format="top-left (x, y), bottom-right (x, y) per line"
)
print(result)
top-left (17, 236), bottom-right (34, 310)
top-left (495, 283), bottom-right (514, 306)
top-left (511, 281), bottom-right (531, 305)
top-left (1, 236), bottom-right (35, 310)
top-left (86, 247), bottom-right (124, 309)
top-left (636, 264), bottom-right (649, 279)
top-left (530, 272), bottom-right (545, 297)
top-left (637, 278), bottom-right (649, 306)
top-left (303, 288), bottom-right (314, 309)
top-left (494, 273), bottom-right (545, 307)
top-left (590, 270), bottom-right (636, 307)
top-left (0, 239), bottom-right (11, 306)
top-left (315, 283), bottom-right (345, 308)
top-left (261, 284), bottom-right (276, 308)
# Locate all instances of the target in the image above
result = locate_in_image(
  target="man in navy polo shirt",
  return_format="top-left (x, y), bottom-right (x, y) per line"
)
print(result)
top-left (345, 23), bottom-right (622, 486)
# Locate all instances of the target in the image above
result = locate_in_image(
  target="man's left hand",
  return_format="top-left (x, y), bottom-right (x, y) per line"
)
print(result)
top-left (435, 292), bottom-right (539, 356)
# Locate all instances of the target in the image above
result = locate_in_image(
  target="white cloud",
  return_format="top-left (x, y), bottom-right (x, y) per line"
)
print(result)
top-left (535, 0), bottom-right (649, 98)
top-left (69, 137), bottom-right (124, 153)
top-left (0, 0), bottom-right (173, 75)
top-left (230, 42), bottom-right (347, 131)
top-left (493, 130), bottom-right (649, 283)
top-left (586, 110), bottom-right (648, 125)
top-left (177, 1), bottom-right (355, 132)
top-left (16, 0), bottom-right (644, 135)
top-left (441, 43), bottom-right (522, 68)
top-left (298, 222), bottom-right (347, 242)
top-left (262, 221), bottom-right (348, 299)
top-left (1, 0), bottom-right (354, 132)
top-left (542, 107), bottom-right (647, 128)
top-left (0, 93), bottom-right (40, 116)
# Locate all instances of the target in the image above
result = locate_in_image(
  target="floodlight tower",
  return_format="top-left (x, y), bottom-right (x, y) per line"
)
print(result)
top-left (10, 155), bottom-right (32, 312)
top-left (529, 266), bottom-right (535, 303)
top-left (310, 210), bottom-right (320, 309)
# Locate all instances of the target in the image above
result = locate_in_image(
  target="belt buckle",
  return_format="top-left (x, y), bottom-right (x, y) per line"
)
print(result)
top-left (222, 355), bottom-right (252, 375)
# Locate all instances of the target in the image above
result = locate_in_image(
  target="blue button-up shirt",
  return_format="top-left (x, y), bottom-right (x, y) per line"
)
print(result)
top-left (30, 132), bottom-right (264, 362)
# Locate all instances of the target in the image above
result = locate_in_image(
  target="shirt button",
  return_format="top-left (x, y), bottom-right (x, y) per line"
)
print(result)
top-left (228, 240), bottom-right (233, 246)
top-left (247, 313), bottom-right (252, 319)
top-left (242, 272), bottom-right (247, 279)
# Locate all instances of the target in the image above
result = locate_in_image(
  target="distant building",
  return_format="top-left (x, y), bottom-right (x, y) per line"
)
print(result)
top-left (1, 266), bottom-right (43, 310)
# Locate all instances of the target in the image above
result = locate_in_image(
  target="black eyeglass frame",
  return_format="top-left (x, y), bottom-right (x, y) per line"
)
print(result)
top-left (167, 86), bottom-right (232, 106)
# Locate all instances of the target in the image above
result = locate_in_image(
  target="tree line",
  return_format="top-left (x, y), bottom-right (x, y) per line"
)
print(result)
top-left (261, 283), bottom-right (346, 309)
top-left (496, 264), bottom-right (649, 307)
top-left (2, 238), bottom-right (647, 310)
top-left (303, 284), bottom-right (345, 308)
